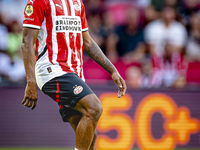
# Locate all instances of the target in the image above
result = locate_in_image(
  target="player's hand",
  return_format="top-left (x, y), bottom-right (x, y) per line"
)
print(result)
top-left (112, 71), bottom-right (127, 98)
top-left (22, 82), bottom-right (38, 110)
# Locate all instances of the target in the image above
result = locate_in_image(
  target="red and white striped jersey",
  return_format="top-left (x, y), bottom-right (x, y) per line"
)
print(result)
top-left (23, 0), bottom-right (88, 89)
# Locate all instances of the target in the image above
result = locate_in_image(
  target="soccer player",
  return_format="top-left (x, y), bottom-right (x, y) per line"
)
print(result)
top-left (21, 0), bottom-right (127, 150)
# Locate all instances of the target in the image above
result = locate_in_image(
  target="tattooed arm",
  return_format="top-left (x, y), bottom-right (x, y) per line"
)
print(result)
top-left (83, 31), bottom-right (127, 97)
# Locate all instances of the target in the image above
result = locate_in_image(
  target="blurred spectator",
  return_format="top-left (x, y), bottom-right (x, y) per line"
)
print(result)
top-left (102, 7), bottom-right (146, 88)
top-left (145, 6), bottom-right (187, 56)
top-left (151, 0), bottom-right (166, 12)
top-left (0, 0), bottom-right (26, 25)
top-left (165, 0), bottom-right (180, 8)
top-left (0, 13), bottom-right (9, 79)
top-left (126, 66), bottom-right (142, 89)
top-left (143, 0), bottom-right (180, 25)
top-left (186, 11), bottom-right (200, 62)
top-left (7, 21), bottom-right (22, 58)
top-left (100, 11), bottom-right (116, 55)
top-left (0, 19), bottom-right (10, 81)
top-left (151, 0), bottom-right (180, 12)
top-left (178, 0), bottom-right (200, 30)
top-left (87, 10), bottom-right (104, 48)
top-left (0, 23), bottom-right (8, 51)
top-left (6, 20), bottom-right (25, 82)
top-left (108, 7), bottom-right (146, 64)
top-left (143, 5), bottom-right (160, 25)
top-left (0, 11), bottom-right (25, 82)
top-left (136, 0), bottom-right (152, 8)
top-left (84, 0), bottom-right (106, 19)
top-left (145, 6), bottom-right (188, 87)
top-left (186, 11), bottom-right (200, 84)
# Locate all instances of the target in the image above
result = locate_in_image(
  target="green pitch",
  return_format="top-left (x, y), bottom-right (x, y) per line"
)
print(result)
top-left (0, 148), bottom-right (199, 150)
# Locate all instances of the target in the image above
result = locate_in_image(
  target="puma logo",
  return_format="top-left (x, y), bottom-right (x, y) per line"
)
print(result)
top-left (55, 4), bottom-right (63, 9)
top-left (30, 0), bottom-right (34, 4)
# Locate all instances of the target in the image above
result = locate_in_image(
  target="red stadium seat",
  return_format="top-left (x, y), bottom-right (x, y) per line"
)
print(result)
top-left (187, 62), bottom-right (200, 83)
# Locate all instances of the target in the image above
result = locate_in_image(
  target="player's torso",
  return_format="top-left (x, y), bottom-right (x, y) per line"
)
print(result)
top-left (33, 0), bottom-right (86, 89)
top-left (37, 0), bottom-right (84, 73)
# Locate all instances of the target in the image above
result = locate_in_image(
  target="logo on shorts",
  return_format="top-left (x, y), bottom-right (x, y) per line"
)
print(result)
top-left (25, 5), bottom-right (33, 16)
top-left (73, 85), bottom-right (83, 95)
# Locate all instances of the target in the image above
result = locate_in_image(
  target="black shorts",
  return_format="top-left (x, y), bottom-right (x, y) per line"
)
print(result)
top-left (42, 73), bottom-right (94, 122)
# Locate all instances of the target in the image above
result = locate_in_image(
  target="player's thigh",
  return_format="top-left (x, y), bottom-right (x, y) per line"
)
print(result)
top-left (74, 94), bottom-right (102, 120)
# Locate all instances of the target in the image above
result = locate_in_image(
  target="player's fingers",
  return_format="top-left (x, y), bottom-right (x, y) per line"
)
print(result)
top-left (28, 100), bottom-right (34, 108)
top-left (118, 88), bottom-right (124, 98)
top-left (31, 100), bottom-right (37, 110)
top-left (22, 96), bottom-right (27, 105)
top-left (118, 91), bottom-right (123, 98)
top-left (120, 78), bottom-right (127, 96)
top-left (24, 99), bottom-right (30, 106)
top-left (115, 78), bottom-right (123, 89)
top-left (115, 78), bottom-right (123, 98)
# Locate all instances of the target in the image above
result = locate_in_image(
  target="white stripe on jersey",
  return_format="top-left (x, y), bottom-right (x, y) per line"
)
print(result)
top-left (82, 27), bottom-right (88, 32)
top-left (61, 0), bottom-right (68, 15)
top-left (65, 32), bottom-right (75, 72)
top-left (77, 0), bottom-right (83, 77)
top-left (49, 0), bottom-right (59, 64)
top-left (23, 24), bottom-right (40, 29)
top-left (74, 33), bottom-right (81, 76)
top-left (69, 0), bottom-right (75, 16)
top-left (69, 0), bottom-right (81, 75)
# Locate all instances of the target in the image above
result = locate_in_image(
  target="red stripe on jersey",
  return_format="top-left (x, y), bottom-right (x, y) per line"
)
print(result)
top-left (59, 105), bottom-right (63, 109)
top-left (35, 39), bottom-right (39, 61)
top-left (76, 33), bottom-right (81, 76)
top-left (76, 33), bottom-right (81, 59)
top-left (55, 80), bottom-right (60, 103)
top-left (69, 32), bottom-right (78, 74)
top-left (79, 63), bottom-right (83, 79)
top-left (46, 5), bottom-right (53, 64)
top-left (66, 0), bottom-right (71, 16)
top-left (79, 45), bottom-right (84, 79)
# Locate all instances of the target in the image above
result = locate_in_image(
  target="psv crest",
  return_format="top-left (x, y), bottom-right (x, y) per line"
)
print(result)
top-left (74, 3), bottom-right (81, 11)
top-left (25, 5), bottom-right (33, 16)
top-left (73, 85), bottom-right (83, 94)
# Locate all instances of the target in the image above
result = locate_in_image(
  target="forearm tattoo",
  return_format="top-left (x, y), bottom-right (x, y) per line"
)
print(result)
top-left (84, 41), bottom-right (117, 74)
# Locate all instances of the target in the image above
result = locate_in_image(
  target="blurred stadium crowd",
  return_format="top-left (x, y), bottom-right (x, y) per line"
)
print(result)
top-left (0, 0), bottom-right (200, 89)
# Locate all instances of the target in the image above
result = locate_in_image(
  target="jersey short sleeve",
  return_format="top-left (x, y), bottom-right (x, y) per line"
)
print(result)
top-left (23, 0), bottom-right (46, 29)
top-left (81, 1), bottom-right (88, 32)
